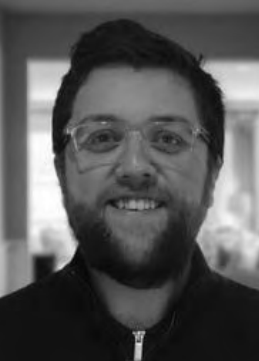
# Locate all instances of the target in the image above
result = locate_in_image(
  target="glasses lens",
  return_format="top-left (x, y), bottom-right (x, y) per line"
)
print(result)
top-left (148, 122), bottom-right (194, 154)
top-left (75, 123), bottom-right (123, 153)
top-left (69, 120), bottom-right (203, 162)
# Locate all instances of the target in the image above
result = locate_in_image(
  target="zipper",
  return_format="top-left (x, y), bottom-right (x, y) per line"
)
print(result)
top-left (132, 330), bottom-right (146, 361)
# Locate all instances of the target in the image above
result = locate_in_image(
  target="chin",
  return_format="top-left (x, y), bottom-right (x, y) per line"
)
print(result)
top-left (63, 190), bottom-right (206, 289)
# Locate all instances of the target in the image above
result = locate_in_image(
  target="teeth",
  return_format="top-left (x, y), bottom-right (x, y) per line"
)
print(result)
top-left (118, 200), bottom-right (124, 209)
top-left (114, 199), bottom-right (159, 211)
top-left (129, 200), bottom-right (136, 210)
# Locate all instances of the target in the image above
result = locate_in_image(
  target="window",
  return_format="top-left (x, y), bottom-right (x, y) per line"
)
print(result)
top-left (27, 60), bottom-right (76, 270)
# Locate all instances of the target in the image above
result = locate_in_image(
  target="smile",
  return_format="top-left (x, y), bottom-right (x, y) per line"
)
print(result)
top-left (110, 199), bottom-right (162, 211)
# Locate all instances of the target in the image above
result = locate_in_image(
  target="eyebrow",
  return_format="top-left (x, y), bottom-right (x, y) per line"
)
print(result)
top-left (77, 114), bottom-right (192, 125)
top-left (77, 114), bottom-right (121, 125)
top-left (149, 115), bottom-right (192, 125)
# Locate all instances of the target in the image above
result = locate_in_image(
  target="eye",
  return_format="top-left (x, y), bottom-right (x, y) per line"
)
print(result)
top-left (151, 129), bottom-right (189, 154)
top-left (81, 129), bottom-right (123, 152)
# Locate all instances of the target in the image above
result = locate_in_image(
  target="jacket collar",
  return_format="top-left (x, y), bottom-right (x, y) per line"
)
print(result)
top-left (66, 244), bottom-right (215, 358)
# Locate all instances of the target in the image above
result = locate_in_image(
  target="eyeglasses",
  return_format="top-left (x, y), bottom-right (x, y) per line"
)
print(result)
top-left (64, 117), bottom-right (210, 169)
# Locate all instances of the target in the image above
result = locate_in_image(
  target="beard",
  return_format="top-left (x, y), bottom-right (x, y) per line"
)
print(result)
top-left (62, 185), bottom-right (208, 289)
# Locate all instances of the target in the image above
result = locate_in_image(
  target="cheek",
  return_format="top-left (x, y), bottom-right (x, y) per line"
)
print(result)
top-left (64, 155), bottom-right (104, 206)
top-left (165, 160), bottom-right (208, 204)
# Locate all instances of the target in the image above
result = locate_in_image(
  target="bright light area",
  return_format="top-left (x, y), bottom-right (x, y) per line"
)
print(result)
top-left (205, 61), bottom-right (259, 103)
top-left (27, 60), bottom-right (76, 269)
top-left (29, 60), bottom-right (69, 103)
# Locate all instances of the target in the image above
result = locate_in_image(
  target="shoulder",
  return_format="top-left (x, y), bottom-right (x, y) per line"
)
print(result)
top-left (0, 271), bottom-right (60, 325)
top-left (176, 269), bottom-right (259, 359)
top-left (207, 271), bottom-right (259, 328)
top-left (0, 263), bottom-right (96, 359)
top-left (0, 263), bottom-right (91, 324)
top-left (212, 270), bottom-right (259, 305)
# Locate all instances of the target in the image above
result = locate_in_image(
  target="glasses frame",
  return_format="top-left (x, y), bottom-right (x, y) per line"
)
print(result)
top-left (64, 119), bottom-right (210, 155)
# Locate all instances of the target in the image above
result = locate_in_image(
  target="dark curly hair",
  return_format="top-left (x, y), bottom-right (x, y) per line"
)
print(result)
top-left (52, 19), bottom-right (225, 169)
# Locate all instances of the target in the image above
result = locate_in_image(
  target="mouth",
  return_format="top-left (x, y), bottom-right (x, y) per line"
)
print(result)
top-left (108, 198), bottom-right (164, 212)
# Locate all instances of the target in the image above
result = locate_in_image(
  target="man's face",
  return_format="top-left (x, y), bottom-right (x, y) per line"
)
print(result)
top-left (59, 67), bottom-right (214, 288)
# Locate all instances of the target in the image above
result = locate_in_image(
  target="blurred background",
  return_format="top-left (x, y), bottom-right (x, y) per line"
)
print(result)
top-left (1, 0), bottom-right (259, 296)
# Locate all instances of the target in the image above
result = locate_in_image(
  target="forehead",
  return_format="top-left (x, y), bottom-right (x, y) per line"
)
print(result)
top-left (71, 66), bottom-right (200, 126)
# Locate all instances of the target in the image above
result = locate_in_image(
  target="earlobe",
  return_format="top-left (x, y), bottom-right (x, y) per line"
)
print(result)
top-left (207, 159), bottom-right (222, 208)
top-left (207, 189), bottom-right (215, 208)
top-left (54, 156), bottom-right (60, 180)
top-left (54, 155), bottom-right (66, 190)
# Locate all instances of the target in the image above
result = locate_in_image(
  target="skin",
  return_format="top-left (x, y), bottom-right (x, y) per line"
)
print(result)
top-left (57, 66), bottom-right (217, 329)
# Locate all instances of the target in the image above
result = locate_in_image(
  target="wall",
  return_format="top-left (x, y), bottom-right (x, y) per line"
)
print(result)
top-left (3, 12), bottom-right (259, 294)
top-left (0, 11), bottom-right (7, 296)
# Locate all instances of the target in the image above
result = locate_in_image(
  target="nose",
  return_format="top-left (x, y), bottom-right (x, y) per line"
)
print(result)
top-left (115, 131), bottom-right (157, 189)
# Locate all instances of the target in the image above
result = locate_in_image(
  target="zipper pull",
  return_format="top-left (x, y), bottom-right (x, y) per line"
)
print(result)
top-left (132, 330), bottom-right (146, 361)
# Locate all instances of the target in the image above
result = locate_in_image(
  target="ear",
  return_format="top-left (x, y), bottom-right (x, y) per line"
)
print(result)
top-left (206, 157), bottom-right (222, 208)
top-left (54, 155), bottom-right (66, 190)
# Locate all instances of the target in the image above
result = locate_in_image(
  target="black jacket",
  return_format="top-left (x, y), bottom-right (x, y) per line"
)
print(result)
top-left (0, 246), bottom-right (259, 360)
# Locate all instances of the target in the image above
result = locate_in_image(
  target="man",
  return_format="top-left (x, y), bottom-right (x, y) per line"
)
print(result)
top-left (0, 19), bottom-right (259, 361)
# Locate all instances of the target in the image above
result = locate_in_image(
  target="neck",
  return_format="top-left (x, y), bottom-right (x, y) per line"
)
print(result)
top-left (90, 264), bottom-right (191, 330)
